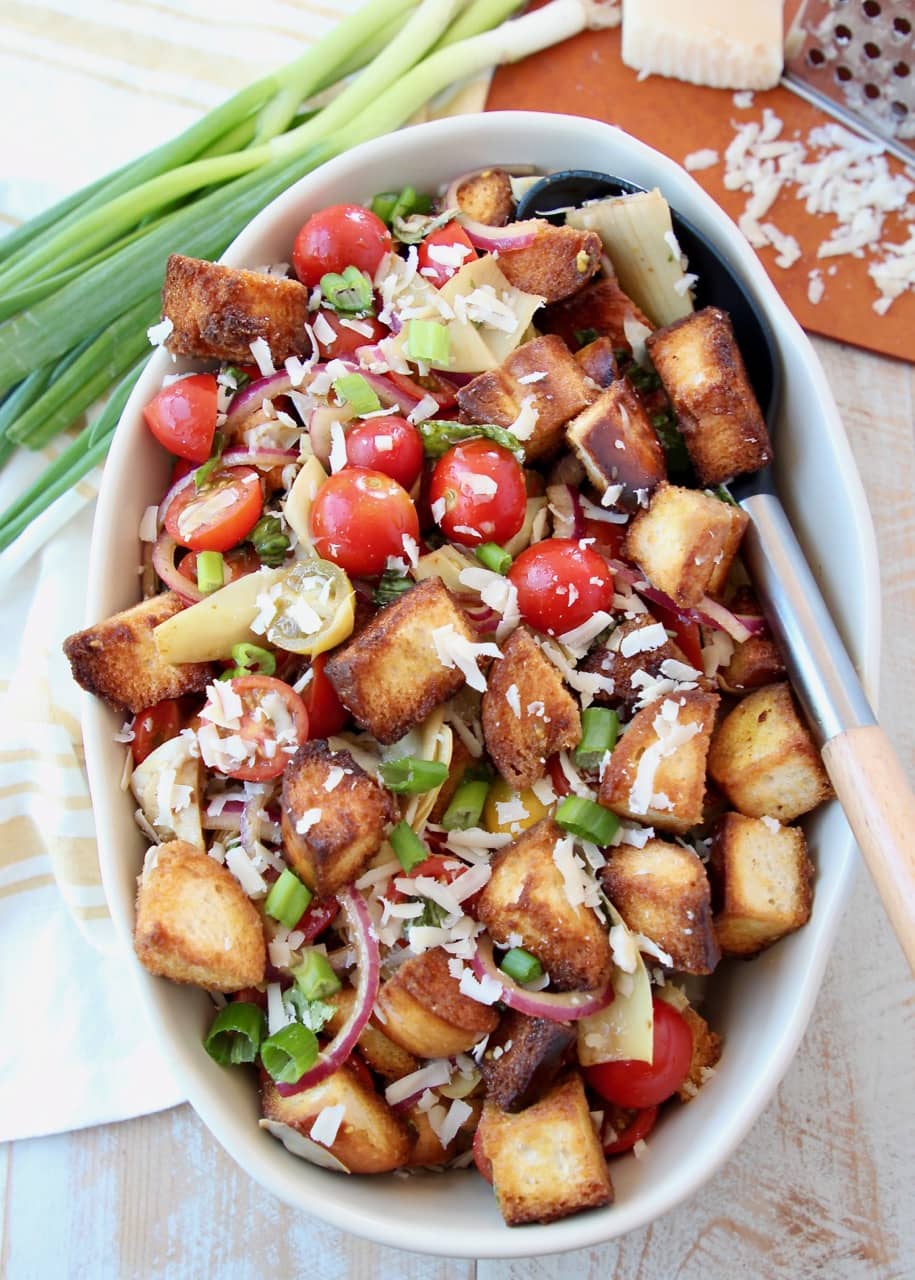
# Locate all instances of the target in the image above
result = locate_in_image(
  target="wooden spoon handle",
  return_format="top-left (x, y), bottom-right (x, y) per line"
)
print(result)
top-left (822, 725), bottom-right (915, 973)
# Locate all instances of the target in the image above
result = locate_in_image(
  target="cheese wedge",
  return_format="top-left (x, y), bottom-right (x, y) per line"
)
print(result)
top-left (621, 0), bottom-right (784, 91)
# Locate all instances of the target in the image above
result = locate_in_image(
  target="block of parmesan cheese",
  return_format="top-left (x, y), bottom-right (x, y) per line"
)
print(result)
top-left (621, 0), bottom-right (783, 91)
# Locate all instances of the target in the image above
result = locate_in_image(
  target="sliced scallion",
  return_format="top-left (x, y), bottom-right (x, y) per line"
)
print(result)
top-left (320, 265), bottom-right (375, 315)
top-left (380, 756), bottom-right (449, 794)
top-left (405, 319), bottom-right (450, 366)
top-left (333, 371), bottom-right (381, 416)
top-left (390, 820), bottom-right (429, 872)
top-left (499, 947), bottom-right (543, 985)
top-left (475, 542), bottom-right (512, 575)
top-left (574, 707), bottom-right (619, 770)
top-left (261, 1022), bottom-right (319, 1084)
top-left (230, 642), bottom-right (276, 677)
top-left (264, 868), bottom-right (313, 929)
top-left (196, 550), bottom-right (224, 595)
top-left (441, 772), bottom-right (490, 831)
top-left (555, 794), bottom-right (620, 847)
top-left (292, 949), bottom-right (343, 1001)
top-left (204, 1001), bottom-right (266, 1066)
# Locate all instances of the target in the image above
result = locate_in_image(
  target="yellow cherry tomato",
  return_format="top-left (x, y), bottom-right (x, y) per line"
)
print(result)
top-left (483, 776), bottom-right (551, 835)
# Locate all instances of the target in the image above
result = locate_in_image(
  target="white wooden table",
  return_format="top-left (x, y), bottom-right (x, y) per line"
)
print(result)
top-left (2, 2), bottom-right (914, 1275)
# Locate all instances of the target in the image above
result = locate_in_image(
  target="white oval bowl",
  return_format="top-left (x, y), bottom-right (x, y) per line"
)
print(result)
top-left (83, 112), bottom-right (879, 1259)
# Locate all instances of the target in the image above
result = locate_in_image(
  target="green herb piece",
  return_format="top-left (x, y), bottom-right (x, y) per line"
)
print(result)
top-left (249, 514), bottom-right (290, 566)
top-left (380, 756), bottom-right (449, 794)
top-left (204, 1002), bottom-right (266, 1066)
top-left (575, 707), bottom-right (619, 770)
top-left (284, 988), bottom-right (336, 1033)
top-left (194, 430), bottom-right (226, 489)
top-left (261, 1022), bottom-right (319, 1084)
top-left (711, 483), bottom-right (738, 506)
top-left (573, 327), bottom-right (600, 347)
top-left (390, 820), bottom-right (429, 873)
top-left (555, 794), bottom-right (620, 846)
top-left (373, 568), bottom-right (413, 605)
top-left (333, 371), bottom-right (381, 415)
top-left (411, 898), bottom-right (447, 930)
top-left (264, 868), bottom-right (312, 929)
top-left (499, 947), bottom-right (543, 984)
top-left (417, 419), bottom-right (523, 461)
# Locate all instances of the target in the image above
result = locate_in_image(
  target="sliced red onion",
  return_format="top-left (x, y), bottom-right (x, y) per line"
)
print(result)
top-left (275, 888), bottom-right (380, 1096)
top-left (225, 371), bottom-right (295, 431)
top-left (157, 467), bottom-right (197, 525)
top-left (221, 445), bottom-right (298, 471)
top-left (608, 558), bottom-right (752, 640)
top-left (444, 170), bottom-right (543, 252)
top-left (241, 791), bottom-right (266, 854)
top-left (730, 612), bottom-right (769, 637)
top-left (151, 530), bottom-right (201, 604)
top-left (470, 936), bottom-right (613, 1022)
top-left (308, 405), bottom-right (338, 466)
top-left (695, 596), bottom-right (753, 644)
top-left (463, 603), bottom-right (501, 637)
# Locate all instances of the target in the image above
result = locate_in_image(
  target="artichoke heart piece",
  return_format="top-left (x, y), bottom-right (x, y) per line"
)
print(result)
top-left (576, 900), bottom-right (654, 1065)
top-left (130, 733), bottom-right (204, 849)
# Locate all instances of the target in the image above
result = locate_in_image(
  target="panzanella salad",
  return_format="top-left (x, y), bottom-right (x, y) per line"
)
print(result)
top-left (65, 165), bottom-right (833, 1228)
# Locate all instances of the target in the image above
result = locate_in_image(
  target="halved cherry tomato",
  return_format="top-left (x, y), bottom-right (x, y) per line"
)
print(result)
top-left (585, 998), bottom-right (693, 1109)
top-left (177, 545), bottom-right (262, 587)
top-left (546, 754), bottom-right (573, 799)
top-left (345, 415), bottom-right (424, 490)
top-left (165, 467), bottom-right (263, 552)
top-left (199, 675), bottom-right (308, 782)
top-left (302, 653), bottom-right (348, 739)
top-left (429, 439), bottom-right (526, 547)
top-left (647, 595), bottom-right (704, 669)
top-left (131, 699), bottom-right (182, 765)
top-left (294, 894), bottom-right (341, 942)
top-left (310, 468), bottom-right (419, 578)
top-left (601, 1104), bottom-right (659, 1155)
top-left (312, 309), bottom-right (388, 359)
top-left (472, 1127), bottom-right (493, 1184)
top-left (417, 221), bottom-right (477, 287)
top-left (580, 514), bottom-right (626, 562)
top-left (292, 204), bottom-right (392, 288)
top-left (508, 539), bottom-right (614, 637)
top-left (386, 369), bottom-right (457, 412)
top-left (143, 373), bottom-right (218, 463)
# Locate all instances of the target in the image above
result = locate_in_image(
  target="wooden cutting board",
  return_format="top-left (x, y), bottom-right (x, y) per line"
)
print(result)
top-left (487, 20), bottom-right (915, 364)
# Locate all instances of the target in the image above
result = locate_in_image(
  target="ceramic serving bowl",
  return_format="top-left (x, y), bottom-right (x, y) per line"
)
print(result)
top-left (82, 111), bottom-right (880, 1259)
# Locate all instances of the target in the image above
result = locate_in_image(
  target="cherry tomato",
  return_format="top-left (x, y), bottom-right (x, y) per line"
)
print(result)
top-left (546, 753), bottom-right (573, 799)
top-left (646, 595), bottom-right (704, 669)
top-left (417, 221), bottom-right (477, 287)
top-left (386, 368), bottom-right (457, 411)
top-left (429, 439), bottom-right (526, 547)
top-left (345, 415), bottom-right (424, 490)
top-left (312, 309), bottom-right (389, 359)
top-left (585, 998), bottom-right (693, 1109)
top-left (292, 204), bottom-right (392, 288)
top-left (131, 699), bottom-right (182, 765)
top-left (178, 545), bottom-right (262, 587)
top-left (199, 675), bottom-right (308, 782)
top-left (601, 1105), bottom-right (659, 1155)
top-left (472, 1127), bottom-right (493, 1185)
top-left (143, 373), bottom-right (218, 463)
top-left (508, 539), bottom-right (614, 637)
top-left (302, 653), bottom-right (348, 739)
top-left (580, 515), bottom-right (626, 563)
top-left (165, 467), bottom-right (263, 552)
top-left (294, 894), bottom-right (341, 942)
top-left (310, 468), bottom-right (419, 578)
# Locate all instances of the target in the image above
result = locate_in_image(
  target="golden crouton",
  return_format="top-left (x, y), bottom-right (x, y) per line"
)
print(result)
top-left (580, 616), bottom-right (708, 716)
top-left (456, 334), bottom-right (592, 463)
top-left (326, 985), bottom-right (419, 1081)
top-left (716, 588), bottom-right (785, 694)
top-left (565, 381), bottom-right (666, 499)
top-left (376, 947), bottom-right (499, 1058)
top-left (324, 579), bottom-right (476, 745)
top-left (455, 168), bottom-right (514, 226)
top-left (599, 690), bottom-right (719, 833)
top-left (482, 627), bottom-right (581, 791)
top-left (497, 225), bottom-right (602, 304)
top-left (477, 818), bottom-right (612, 991)
top-left (707, 683), bottom-right (832, 821)
top-left (574, 336), bottom-right (618, 388)
top-left (646, 307), bottom-right (772, 486)
top-left (476, 1073), bottom-right (613, 1226)
top-left (63, 591), bottom-right (216, 714)
top-left (623, 482), bottom-right (748, 608)
top-left (480, 1010), bottom-right (576, 1112)
top-left (162, 253), bottom-right (311, 364)
top-left (280, 741), bottom-right (394, 895)
top-left (133, 839), bottom-right (265, 990)
top-left (709, 811), bottom-right (814, 955)
top-left (540, 276), bottom-right (654, 353)
top-left (599, 838), bottom-right (720, 974)
top-left (260, 1064), bottom-right (411, 1174)
top-left (673, 1003), bottom-right (722, 1101)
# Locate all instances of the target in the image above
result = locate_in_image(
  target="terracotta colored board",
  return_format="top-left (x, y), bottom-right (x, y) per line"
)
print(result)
top-left (487, 24), bottom-right (914, 365)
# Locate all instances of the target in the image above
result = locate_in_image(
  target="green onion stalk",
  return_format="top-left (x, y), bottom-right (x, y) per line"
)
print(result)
top-left (0, 0), bottom-right (609, 554)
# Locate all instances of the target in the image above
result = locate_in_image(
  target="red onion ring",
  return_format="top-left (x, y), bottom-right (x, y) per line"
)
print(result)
top-left (607, 559), bottom-right (753, 642)
top-left (225, 371), bottom-right (295, 430)
top-left (470, 936), bottom-right (613, 1022)
top-left (151, 530), bottom-right (202, 604)
top-left (444, 170), bottom-right (543, 252)
top-left (275, 888), bottom-right (380, 1095)
top-left (695, 596), bottom-right (753, 644)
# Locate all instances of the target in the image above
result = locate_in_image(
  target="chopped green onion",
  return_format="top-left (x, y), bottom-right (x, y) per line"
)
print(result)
top-left (370, 191), bottom-right (400, 224)
top-left (411, 898), bottom-right (447, 930)
top-left (441, 772), bottom-right (490, 831)
top-left (371, 184), bottom-right (432, 226)
top-left (373, 568), bottom-right (413, 605)
top-left (555, 795), bottom-right (620, 847)
top-left (204, 1002), bottom-right (266, 1066)
top-left (264, 868), bottom-right (312, 929)
top-left (575, 707), bottom-right (619, 770)
top-left (230, 642), bottom-right (276, 677)
top-left (417, 419), bottom-right (523, 460)
top-left (333, 371), bottom-right (381, 416)
top-left (194, 430), bottom-right (225, 489)
top-left (380, 756), bottom-right (449, 794)
top-left (249, 514), bottom-right (290, 567)
top-left (574, 327), bottom-right (601, 347)
top-left (261, 1022), bottom-right (319, 1084)
top-left (405, 319), bottom-right (450, 366)
top-left (292, 949), bottom-right (343, 1001)
top-left (499, 947), bottom-right (543, 985)
top-left (390, 820), bottom-right (429, 872)
top-left (221, 364), bottom-right (251, 392)
top-left (320, 265), bottom-right (374, 315)
top-left (391, 205), bottom-right (456, 245)
top-left (196, 550), bottom-right (224, 595)
top-left (475, 542), bottom-right (512, 575)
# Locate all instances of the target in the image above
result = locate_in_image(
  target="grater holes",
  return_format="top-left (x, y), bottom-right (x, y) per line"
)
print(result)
top-left (836, 64), bottom-right (854, 81)
top-left (861, 1), bottom-right (881, 18)
top-left (834, 23), bottom-right (854, 44)
top-left (893, 61), bottom-right (910, 78)
top-left (892, 16), bottom-right (911, 39)
top-left (807, 46), bottom-right (827, 67)
top-left (863, 41), bottom-right (882, 59)
top-left (863, 81), bottom-right (881, 99)
top-left (890, 100), bottom-right (909, 120)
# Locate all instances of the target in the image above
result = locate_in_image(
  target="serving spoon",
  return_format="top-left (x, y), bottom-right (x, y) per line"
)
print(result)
top-left (518, 170), bottom-right (915, 974)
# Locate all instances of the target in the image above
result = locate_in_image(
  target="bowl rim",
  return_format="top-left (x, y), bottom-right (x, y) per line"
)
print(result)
top-left (82, 110), bottom-right (881, 1259)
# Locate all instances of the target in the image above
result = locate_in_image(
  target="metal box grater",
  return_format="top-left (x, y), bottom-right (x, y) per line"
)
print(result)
top-left (783, 0), bottom-right (914, 166)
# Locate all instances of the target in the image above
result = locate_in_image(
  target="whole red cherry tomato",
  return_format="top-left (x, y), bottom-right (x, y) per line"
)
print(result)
top-left (131, 699), bottom-right (182, 765)
top-left (144, 373), bottom-right (218, 463)
top-left (429, 438), bottom-right (526, 547)
top-left (309, 468), bottom-right (419, 578)
top-left (345, 416), bottom-right (424, 490)
top-left (585, 998), bottom-right (693, 1109)
top-left (302, 653), bottom-right (348, 739)
top-left (292, 204), bottom-right (392, 288)
top-left (508, 539), bottom-right (614, 637)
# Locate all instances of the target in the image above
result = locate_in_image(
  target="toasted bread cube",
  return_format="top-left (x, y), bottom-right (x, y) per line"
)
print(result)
top-left (476, 1073), bottom-right (613, 1226)
top-left (497, 225), bottom-right (602, 304)
top-left (477, 818), bottom-right (612, 990)
top-left (647, 307), bottom-right (772, 486)
top-left (599, 838), bottom-right (720, 973)
top-left (707, 683), bottom-right (832, 821)
top-left (161, 254), bottom-right (310, 364)
top-left (480, 1010), bottom-right (576, 1112)
top-left (674, 1003), bottom-right (723, 1101)
top-left (376, 947), bottom-right (499, 1058)
top-left (261, 1064), bottom-right (411, 1174)
top-left (280, 741), bottom-right (394, 895)
top-left (599, 690), bottom-right (719, 833)
top-left (580, 616), bottom-right (708, 716)
top-left (326, 986), bottom-right (419, 1081)
top-left (709, 811), bottom-right (814, 955)
top-left (324, 579), bottom-right (475, 745)
top-left (540, 276), bottom-right (654, 354)
top-left (574, 336), bottom-right (618, 388)
top-left (482, 627), bottom-right (580, 791)
top-left (63, 592), bottom-right (216, 714)
top-left (623, 482), bottom-right (748, 608)
top-left (133, 839), bottom-right (265, 990)
top-left (455, 168), bottom-right (514, 226)
top-left (716, 588), bottom-right (785, 694)
top-left (457, 334), bottom-right (592, 462)
top-left (565, 381), bottom-right (666, 499)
